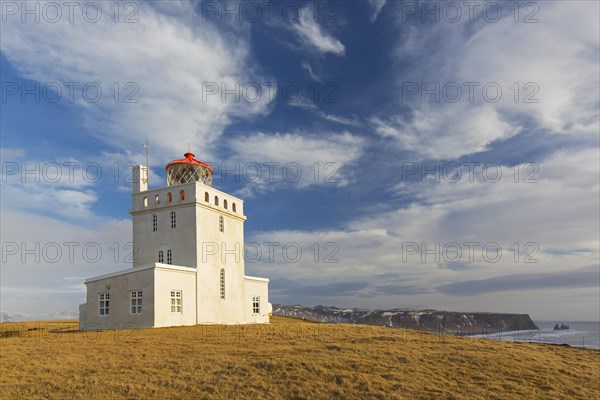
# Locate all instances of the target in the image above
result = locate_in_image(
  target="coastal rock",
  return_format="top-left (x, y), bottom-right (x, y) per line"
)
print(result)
top-left (273, 304), bottom-right (538, 334)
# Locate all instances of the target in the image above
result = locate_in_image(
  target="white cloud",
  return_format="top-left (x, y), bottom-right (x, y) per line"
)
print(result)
top-left (290, 8), bottom-right (345, 55)
top-left (368, 0), bottom-right (386, 22)
top-left (227, 131), bottom-right (364, 196)
top-left (1, 158), bottom-right (101, 220)
top-left (319, 113), bottom-right (361, 127)
top-left (0, 147), bottom-right (26, 160)
top-left (377, 1), bottom-right (599, 159)
top-left (2, 182), bottom-right (98, 220)
top-left (370, 106), bottom-right (521, 159)
top-left (0, 210), bottom-right (131, 314)
top-left (301, 61), bottom-right (322, 82)
top-left (288, 96), bottom-right (361, 127)
top-left (1, 1), bottom-right (275, 163)
top-left (252, 147), bottom-right (599, 319)
top-left (288, 95), bottom-right (319, 111)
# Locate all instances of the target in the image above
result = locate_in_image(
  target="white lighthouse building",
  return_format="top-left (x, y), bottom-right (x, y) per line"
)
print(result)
top-left (79, 152), bottom-right (270, 330)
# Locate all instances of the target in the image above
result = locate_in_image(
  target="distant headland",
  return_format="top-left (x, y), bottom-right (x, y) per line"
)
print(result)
top-left (273, 304), bottom-right (538, 334)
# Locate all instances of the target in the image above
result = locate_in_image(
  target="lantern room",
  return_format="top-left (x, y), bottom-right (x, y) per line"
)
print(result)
top-left (165, 152), bottom-right (213, 187)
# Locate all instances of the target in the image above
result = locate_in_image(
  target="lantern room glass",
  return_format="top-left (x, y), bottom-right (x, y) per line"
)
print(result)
top-left (166, 163), bottom-right (212, 187)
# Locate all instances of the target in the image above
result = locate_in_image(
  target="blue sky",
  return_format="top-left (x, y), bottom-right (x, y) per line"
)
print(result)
top-left (1, 0), bottom-right (599, 320)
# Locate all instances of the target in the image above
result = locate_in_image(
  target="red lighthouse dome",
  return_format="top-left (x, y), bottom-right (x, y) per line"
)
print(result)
top-left (166, 152), bottom-right (213, 187)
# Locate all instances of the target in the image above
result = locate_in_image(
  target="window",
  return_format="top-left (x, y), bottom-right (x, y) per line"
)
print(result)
top-left (224, 199), bottom-right (228, 209)
top-left (99, 293), bottom-right (110, 316)
top-left (205, 192), bottom-right (209, 202)
top-left (170, 211), bottom-right (176, 228)
top-left (219, 215), bottom-right (224, 233)
top-left (155, 194), bottom-right (160, 205)
top-left (220, 269), bottom-right (225, 299)
top-left (171, 290), bottom-right (182, 312)
top-left (214, 196), bottom-right (219, 206)
top-left (167, 192), bottom-right (172, 203)
top-left (252, 296), bottom-right (260, 315)
top-left (166, 249), bottom-right (172, 265)
top-left (158, 250), bottom-right (164, 263)
top-left (152, 214), bottom-right (158, 232)
top-left (143, 197), bottom-right (148, 207)
top-left (131, 290), bottom-right (142, 314)
top-left (232, 203), bottom-right (236, 213)
top-left (180, 190), bottom-right (185, 201)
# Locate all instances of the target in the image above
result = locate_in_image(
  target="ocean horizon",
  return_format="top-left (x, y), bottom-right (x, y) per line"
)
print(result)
top-left (472, 321), bottom-right (600, 349)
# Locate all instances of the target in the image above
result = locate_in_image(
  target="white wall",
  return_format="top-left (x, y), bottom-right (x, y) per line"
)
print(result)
top-left (154, 265), bottom-right (197, 327)
top-left (80, 263), bottom-right (199, 330)
top-left (130, 182), bottom-right (246, 269)
top-left (80, 266), bottom-right (155, 331)
top-left (195, 189), bottom-right (248, 324)
top-left (131, 183), bottom-right (198, 268)
top-left (244, 277), bottom-right (270, 323)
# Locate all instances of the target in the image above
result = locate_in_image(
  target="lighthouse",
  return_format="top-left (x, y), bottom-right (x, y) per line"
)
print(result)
top-left (79, 152), bottom-right (270, 330)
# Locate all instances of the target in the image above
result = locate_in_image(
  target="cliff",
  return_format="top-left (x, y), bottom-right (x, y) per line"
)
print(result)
top-left (273, 304), bottom-right (538, 334)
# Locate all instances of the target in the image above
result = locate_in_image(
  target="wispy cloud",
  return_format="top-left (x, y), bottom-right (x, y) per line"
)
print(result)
top-left (369, 107), bottom-right (521, 159)
top-left (319, 113), bottom-right (361, 127)
top-left (288, 97), bottom-right (361, 127)
top-left (1, 1), bottom-right (275, 163)
top-left (374, 1), bottom-right (599, 159)
top-left (368, 0), bottom-right (386, 22)
top-left (228, 131), bottom-right (364, 196)
top-left (290, 8), bottom-right (345, 55)
top-left (1, 158), bottom-right (101, 220)
top-left (301, 60), bottom-right (322, 82)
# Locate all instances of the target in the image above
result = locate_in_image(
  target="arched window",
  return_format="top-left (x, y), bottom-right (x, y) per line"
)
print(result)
top-left (143, 197), bottom-right (148, 207)
top-left (232, 203), bottom-right (236, 213)
top-left (214, 196), bottom-right (219, 206)
top-left (166, 249), bottom-right (172, 265)
top-left (205, 192), bottom-right (209, 202)
top-left (155, 194), bottom-right (160, 204)
top-left (219, 215), bottom-right (224, 233)
top-left (152, 214), bottom-right (158, 232)
top-left (224, 199), bottom-right (228, 209)
top-left (170, 211), bottom-right (176, 228)
top-left (220, 268), bottom-right (225, 299)
top-left (180, 190), bottom-right (185, 201)
top-left (167, 192), bottom-right (172, 203)
top-left (158, 250), bottom-right (164, 263)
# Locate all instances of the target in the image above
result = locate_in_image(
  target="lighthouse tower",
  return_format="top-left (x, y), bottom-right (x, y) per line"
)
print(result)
top-left (79, 152), bottom-right (270, 330)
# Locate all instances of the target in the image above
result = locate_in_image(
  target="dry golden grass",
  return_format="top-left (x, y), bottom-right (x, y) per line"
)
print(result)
top-left (1, 317), bottom-right (598, 399)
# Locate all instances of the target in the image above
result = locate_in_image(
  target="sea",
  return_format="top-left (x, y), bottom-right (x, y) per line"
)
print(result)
top-left (472, 321), bottom-right (600, 349)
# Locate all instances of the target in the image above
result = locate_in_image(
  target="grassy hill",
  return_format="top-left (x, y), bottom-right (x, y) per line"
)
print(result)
top-left (1, 316), bottom-right (598, 399)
